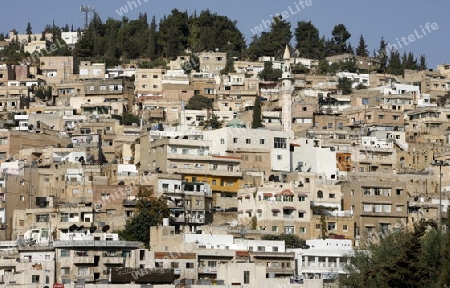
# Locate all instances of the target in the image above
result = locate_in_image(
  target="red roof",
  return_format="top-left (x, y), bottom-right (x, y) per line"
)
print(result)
top-left (263, 193), bottom-right (273, 197)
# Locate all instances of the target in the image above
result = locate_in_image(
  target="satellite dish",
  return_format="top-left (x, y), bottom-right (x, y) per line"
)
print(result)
top-left (102, 225), bottom-right (110, 232)
top-left (69, 224), bottom-right (77, 232)
top-left (89, 226), bottom-right (97, 233)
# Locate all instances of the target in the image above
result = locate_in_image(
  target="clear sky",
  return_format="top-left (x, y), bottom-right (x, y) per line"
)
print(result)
top-left (1, 0), bottom-right (448, 68)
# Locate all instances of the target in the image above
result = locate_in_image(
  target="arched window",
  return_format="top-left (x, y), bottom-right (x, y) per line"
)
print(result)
top-left (317, 190), bottom-right (323, 199)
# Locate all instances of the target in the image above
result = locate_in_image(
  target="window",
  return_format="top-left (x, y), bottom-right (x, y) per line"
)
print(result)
top-left (78, 267), bottom-right (88, 276)
top-left (343, 224), bottom-right (348, 231)
top-left (300, 227), bottom-right (306, 234)
top-left (329, 193), bottom-right (336, 199)
top-left (60, 250), bottom-right (70, 257)
top-left (61, 213), bottom-right (69, 222)
top-left (298, 212), bottom-right (305, 218)
top-left (317, 190), bottom-right (323, 199)
top-left (383, 205), bottom-right (391, 213)
top-left (298, 196), bottom-right (306, 202)
top-left (61, 267), bottom-right (70, 275)
top-left (142, 74), bottom-right (148, 78)
top-left (396, 189), bottom-right (402, 196)
top-left (153, 75), bottom-right (158, 78)
top-left (316, 224), bottom-right (321, 230)
top-left (257, 246), bottom-right (265, 252)
top-left (244, 271), bottom-right (250, 284)
top-left (260, 139), bottom-right (265, 145)
top-left (106, 209), bottom-right (116, 215)
top-left (378, 115), bottom-right (385, 120)
top-left (272, 211), bottom-right (279, 217)
top-left (274, 137), bottom-right (287, 148)
top-left (246, 139), bottom-right (251, 144)
top-left (233, 137), bottom-right (238, 143)
top-left (272, 226), bottom-right (278, 232)
top-left (272, 247), bottom-right (278, 252)
top-left (19, 220), bottom-right (25, 226)
top-left (155, 262), bottom-right (163, 268)
top-left (32, 275), bottom-right (40, 283)
top-left (171, 262), bottom-right (179, 269)
top-left (212, 180), bottom-right (217, 185)
top-left (186, 262), bottom-right (194, 269)
top-left (284, 226), bottom-right (295, 234)
top-left (220, 138), bottom-right (225, 144)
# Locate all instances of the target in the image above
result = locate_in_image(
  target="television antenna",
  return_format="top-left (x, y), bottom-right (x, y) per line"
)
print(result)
top-left (80, 5), bottom-right (95, 29)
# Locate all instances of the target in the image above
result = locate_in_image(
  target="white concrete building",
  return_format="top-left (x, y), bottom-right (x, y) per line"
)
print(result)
top-left (61, 32), bottom-right (80, 49)
top-left (290, 138), bottom-right (338, 180)
top-left (289, 238), bottom-right (353, 281)
top-left (203, 127), bottom-right (291, 172)
top-left (336, 72), bottom-right (369, 88)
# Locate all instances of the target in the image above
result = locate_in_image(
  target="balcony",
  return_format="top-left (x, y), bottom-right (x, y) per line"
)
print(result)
top-left (198, 266), bottom-right (217, 274)
top-left (76, 275), bottom-right (94, 282)
top-left (0, 258), bottom-right (16, 268)
top-left (103, 257), bottom-right (124, 265)
top-left (266, 266), bottom-right (295, 275)
top-left (73, 252), bottom-right (94, 264)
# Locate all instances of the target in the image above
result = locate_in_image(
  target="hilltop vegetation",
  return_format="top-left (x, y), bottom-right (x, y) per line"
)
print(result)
top-left (2, 9), bottom-right (428, 75)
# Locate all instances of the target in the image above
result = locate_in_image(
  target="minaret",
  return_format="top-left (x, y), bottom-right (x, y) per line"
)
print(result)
top-left (281, 45), bottom-right (294, 134)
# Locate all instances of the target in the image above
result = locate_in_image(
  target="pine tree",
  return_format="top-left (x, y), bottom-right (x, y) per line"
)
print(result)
top-left (378, 37), bottom-right (388, 72)
top-left (148, 16), bottom-right (157, 59)
top-left (294, 21), bottom-right (321, 59)
top-left (356, 34), bottom-right (369, 57)
top-left (252, 95), bottom-right (263, 129)
top-left (419, 54), bottom-right (427, 70)
top-left (331, 24), bottom-right (351, 54)
top-left (26, 22), bottom-right (32, 42)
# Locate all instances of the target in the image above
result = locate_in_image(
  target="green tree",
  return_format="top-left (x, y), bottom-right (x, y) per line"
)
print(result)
top-left (203, 113), bottom-right (222, 130)
top-left (26, 22), bottom-right (32, 42)
top-left (185, 94), bottom-right (213, 110)
top-left (261, 234), bottom-right (306, 248)
top-left (419, 54), bottom-right (427, 71)
top-left (341, 221), bottom-right (440, 288)
top-left (294, 21), bottom-right (321, 59)
top-left (387, 50), bottom-right (403, 75)
top-left (252, 95), bottom-right (263, 129)
top-left (158, 9), bottom-right (189, 59)
top-left (258, 61), bottom-right (282, 81)
top-left (337, 77), bottom-right (353, 95)
top-left (247, 16), bottom-right (291, 60)
top-left (122, 110), bottom-right (140, 125)
top-left (220, 57), bottom-right (236, 75)
top-left (356, 34), bottom-right (368, 57)
top-left (148, 16), bottom-right (157, 59)
top-left (331, 24), bottom-right (351, 55)
top-left (119, 186), bottom-right (169, 247)
top-left (378, 37), bottom-right (389, 72)
top-left (188, 9), bottom-right (245, 57)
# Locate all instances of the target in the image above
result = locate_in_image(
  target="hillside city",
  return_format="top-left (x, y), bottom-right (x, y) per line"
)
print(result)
top-left (0, 9), bottom-right (449, 288)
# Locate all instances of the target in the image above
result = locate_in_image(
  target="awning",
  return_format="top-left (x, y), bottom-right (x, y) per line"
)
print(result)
top-left (276, 189), bottom-right (294, 196)
top-left (245, 209), bottom-right (253, 213)
top-left (237, 196), bottom-right (242, 200)
top-left (298, 209), bottom-right (306, 213)
top-left (257, 209), bottom-right (262, 213)
top-left (298, 193), bottom-right (308, 197)
top-left (271, 209), bottom-right (280, 212)
top-left (283, 206), bottom-right (296, 210)
top-left (263, 193), bottom-right (273, 197)
top-left (245, 195), bottom-right (251, 199)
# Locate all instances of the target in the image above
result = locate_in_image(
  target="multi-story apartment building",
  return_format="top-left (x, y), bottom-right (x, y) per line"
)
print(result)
top-left (53, 232), bottom-right (140, 285)
top-left (38, 56), bottom-right (77, 84)
top-left (342, 179), bottom-right (408, 246)
top-left (135, 68), bottom-right (165, 96)
top-left (198, 52), bottom-right (227, 75)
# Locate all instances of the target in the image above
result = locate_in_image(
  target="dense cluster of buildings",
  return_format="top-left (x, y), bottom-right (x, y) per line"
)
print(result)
top-left (0, 29), bottom-right (449, 287)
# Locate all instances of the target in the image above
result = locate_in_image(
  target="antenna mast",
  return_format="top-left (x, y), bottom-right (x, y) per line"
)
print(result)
top-left (80, 5), bottom-right (95, 30)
